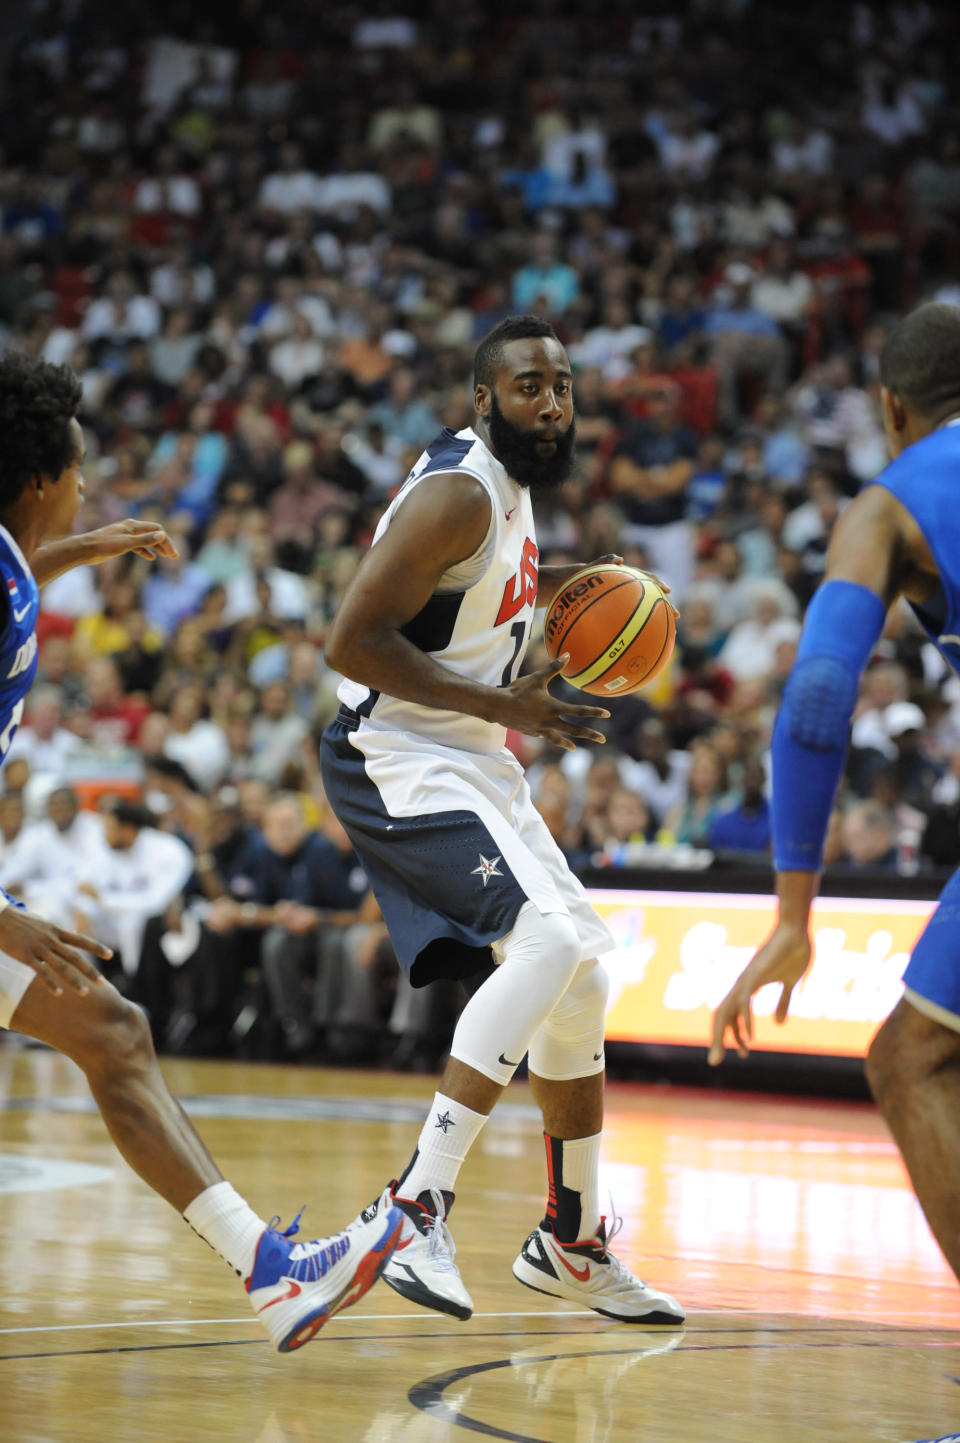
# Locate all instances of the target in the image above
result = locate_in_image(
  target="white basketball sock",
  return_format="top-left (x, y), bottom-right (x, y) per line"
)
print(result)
top-left (183, 1181), bottom-right (266, 1278)
top-left (395, 1092), bottom-right (488, 1199)
top-left (545, 1132), bottom-right (603, 1242)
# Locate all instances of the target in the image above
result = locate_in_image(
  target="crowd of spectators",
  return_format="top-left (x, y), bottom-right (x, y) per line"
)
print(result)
top-left (2, 0), bottom-right (960, 1063)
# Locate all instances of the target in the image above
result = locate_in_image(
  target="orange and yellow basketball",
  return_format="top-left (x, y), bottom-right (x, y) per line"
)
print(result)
top-left (543, 564), bottom-right (676, 696)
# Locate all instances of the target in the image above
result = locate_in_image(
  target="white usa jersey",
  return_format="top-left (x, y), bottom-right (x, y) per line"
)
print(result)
top-left (0, 524), bottom-right (39, 763)
top-left (337, 426), bottom-right (538, 754)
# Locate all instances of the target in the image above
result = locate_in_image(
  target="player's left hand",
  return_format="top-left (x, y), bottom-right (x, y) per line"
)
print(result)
top-left (708, 921), bottom-right (812, 1065)
top-left (84, 519), bottom-right (179, 564)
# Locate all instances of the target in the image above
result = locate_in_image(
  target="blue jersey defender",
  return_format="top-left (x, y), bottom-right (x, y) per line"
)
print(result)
top-left (710, 301), bottom-right (960, 1290)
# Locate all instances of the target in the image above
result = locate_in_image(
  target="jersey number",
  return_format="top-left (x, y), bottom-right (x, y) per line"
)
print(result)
top-left (500, 621), bottom-right (526, 688)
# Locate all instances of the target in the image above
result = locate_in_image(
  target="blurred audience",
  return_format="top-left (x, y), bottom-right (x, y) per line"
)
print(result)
top-left (1, 0), bottom-right (958, 1067)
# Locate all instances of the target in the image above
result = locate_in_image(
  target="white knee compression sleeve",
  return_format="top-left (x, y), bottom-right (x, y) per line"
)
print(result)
top-left (450, 903), bottom-right (582, 1087)
top-left (527, 956), bottom-right (610, 1081)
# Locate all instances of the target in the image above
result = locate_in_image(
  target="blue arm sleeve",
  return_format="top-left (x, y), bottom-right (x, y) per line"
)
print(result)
top-left (772, 579), bottom-right (887, 872)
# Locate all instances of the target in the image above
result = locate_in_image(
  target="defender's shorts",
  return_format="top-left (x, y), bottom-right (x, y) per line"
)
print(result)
top-left (902, 866), bottom-right (960, 1034)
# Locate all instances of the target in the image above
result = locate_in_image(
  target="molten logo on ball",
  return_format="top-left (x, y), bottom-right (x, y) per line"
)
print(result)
top-left (543, 573), bottom-right (604, 646)
top-left (544, 564), bottom-right (676, 697)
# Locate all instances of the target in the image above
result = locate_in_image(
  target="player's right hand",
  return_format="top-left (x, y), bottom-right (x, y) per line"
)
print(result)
top-left (708, 921), bottom-right (812, 1065)
top-left (0, 907), bottom-right (111, 997)
top-left (501, 654), bottom-right (610, 752)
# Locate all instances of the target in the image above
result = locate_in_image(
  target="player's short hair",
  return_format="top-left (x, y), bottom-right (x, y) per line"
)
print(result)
top-left (879, 302), bottom-right (960, 416)
top-left (473, 315), bottom-right (560, 389)
top-left (0, 351), bottom-right (81, 507)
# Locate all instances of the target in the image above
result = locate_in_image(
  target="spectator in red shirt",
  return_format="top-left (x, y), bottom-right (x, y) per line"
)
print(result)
top-left (82, 655), bottom-right (152, 747)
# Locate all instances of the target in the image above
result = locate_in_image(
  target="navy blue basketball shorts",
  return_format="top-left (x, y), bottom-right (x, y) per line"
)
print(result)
top-left (320, 710), bottom-right (613, 987)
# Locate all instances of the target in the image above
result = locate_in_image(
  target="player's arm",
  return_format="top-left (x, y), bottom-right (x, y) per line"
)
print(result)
top-left (325, 472), bottom-right (610, 750)
top-left (31, 520), bottom-right (178, 587)
top-left (709, 485), bottom-right (904, 1064)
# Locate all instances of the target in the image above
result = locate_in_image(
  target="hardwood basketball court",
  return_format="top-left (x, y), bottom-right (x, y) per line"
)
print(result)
top-left (0, 1050), bottom-right (956, 1442)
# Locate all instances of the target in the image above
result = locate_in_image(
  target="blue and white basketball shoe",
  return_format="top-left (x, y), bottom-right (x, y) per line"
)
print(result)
top-left (246, 1205), bottom-right (404, 1351)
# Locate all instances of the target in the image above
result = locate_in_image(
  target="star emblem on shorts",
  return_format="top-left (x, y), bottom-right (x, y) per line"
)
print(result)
top-left (435, 1110), bottom-right (455, 1133)
top-left (471, 853), bottom-right (503, 887)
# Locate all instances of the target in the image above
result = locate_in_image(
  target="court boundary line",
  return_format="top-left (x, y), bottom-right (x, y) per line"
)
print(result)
top-left (1, 1312), bottom-right (957, 1343)
top-left (6, 1328), bottom-right (960, 1367)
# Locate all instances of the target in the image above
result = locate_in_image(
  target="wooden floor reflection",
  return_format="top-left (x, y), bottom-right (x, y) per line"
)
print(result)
top-left (0, 1048), bottom-right (956, 1443)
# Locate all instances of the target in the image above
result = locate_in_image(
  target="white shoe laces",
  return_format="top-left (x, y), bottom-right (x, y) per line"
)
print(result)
top-left (423, 1187), bottom-right (460, 1274)
top-left (597, 1200), bottom-right (633, 1285)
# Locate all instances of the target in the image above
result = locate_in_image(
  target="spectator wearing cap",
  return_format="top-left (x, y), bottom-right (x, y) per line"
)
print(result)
top-left (848, 661), bottom-right (912, 772)
top-left (703, 263), bottom-right (789, 425)
top-left (608, 378), bottom-right (697, 598)
top-left (879, 701), bottom-right (941, 812)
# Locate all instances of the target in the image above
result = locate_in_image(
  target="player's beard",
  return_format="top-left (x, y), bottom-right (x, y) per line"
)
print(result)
top-left (487, 395), bottom-right (577, 492)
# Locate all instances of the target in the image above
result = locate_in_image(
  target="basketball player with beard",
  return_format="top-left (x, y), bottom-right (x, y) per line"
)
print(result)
top-left (321, 315), bottom-right (684, 1326)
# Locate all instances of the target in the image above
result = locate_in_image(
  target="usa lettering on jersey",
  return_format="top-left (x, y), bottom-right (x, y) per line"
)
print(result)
top-left (495, 537), bottom-right (539, 626)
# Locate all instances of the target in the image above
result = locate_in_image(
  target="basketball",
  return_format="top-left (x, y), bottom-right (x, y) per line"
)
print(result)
top-left (543, 564), bottom-right (676, 696)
